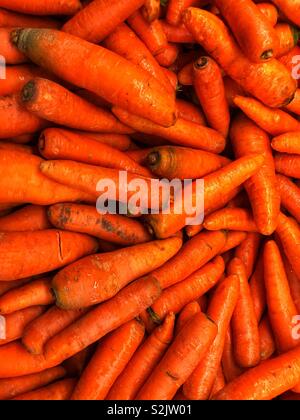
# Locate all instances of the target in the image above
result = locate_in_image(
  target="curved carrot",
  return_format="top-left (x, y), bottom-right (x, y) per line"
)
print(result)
top-left (161, 21), bottom-right (194, 44)
top-left (220, 231), bottom-right (247, 254)
top-left (271, 0), bottom-right (300, 27)
top-left (0, 205), bottom-right (51, 232)
top-left (136, 312), bottom-right (217, 400)
top-left (13, 378), bottom-right (76, 400)
top-left (72, 320), bottom-right (145, 400)
top-left (249, 255), bottom-right (266, 322)
top-left (234, 232), bottom-right (261, 279)
top-left (0, 8), bottom-right (59, 28)
top-left (221, 327), bottom-right (243, 383)
top-left (275, 153), bottom-right (300, 178)
top-left (176, 99), bottom-right (206, 125)
top-left (275, 23), bottom-right (300, 57)
top-left (12, 28), bottom-right (177, 128)
top-left (204, 208), bottom-right (258, 232)
top-left (257, 3), bottom-right (278, 26)
top-left (276, 174), bottom-right (300, 223)
top-left (175, 301), bottom-right (201, 335)
top-left (259, 316), bottom-right (276, 361)
top-left (183, 275), bottom-right (239, 400)
top-left (155, 43), bottom-right (179, 67)
top-left (183, 8), bottom-right (296, 108)
top-left (272, 132), bottom-right (300, 154)
top-left (0, 230), bottom-right (98, 282)
top-left (0, 0), bottom-right (81, 15)
top-left (0, 27), bottom-right (27, 64)
top-left (143, 0), bottom-right (160, 22)
top-left (228, 257), bottom-right (261, 368)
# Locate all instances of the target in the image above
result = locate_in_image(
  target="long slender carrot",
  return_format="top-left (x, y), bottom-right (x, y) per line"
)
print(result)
top-left (275, 23), bottom-right (300, 57)
top-left (272, 132), bottom-right (300, 154)
top-left (220, 231), bottom-right (248, 254)
top-left (204, 208), bottom-right (258, 232)
top-left (193, 56), bottom-right (230, 137)
top-left (234, 232), bottom-right (261, 279)
top-left (0, 0), bottom-right (81, 15)
top-left (276, 175), bottom-right (300, 223)
top-left (230, 114), bottom-right (280, 235)
top-left (0, 8), bottom-right (59, 28)
top-left (13, 378), bottom-right (76, 400)
top-left (143, 0), bottom-right (160, 22)
top-left (257, 3), bottom-right (278, 26)
top-left (136, 312), bottom-right (217, 400)
top-left (113, 107), bottom-right (225, 153)
top-left (0, 28), bottom-right (27, 64)
top-left (146, 146), bottom-right (229, 180)
top-left (183, 275), bottom-right (240, 400)
top-left (209, 366), bottom-right (226, 399)
top-left (275, 153), bottom-right (300, 178)
top-left (283, 254), bottom-right (300, 313)
top-left (48, 203), bottom-right (152, 246)
top-left (0, 205), bottom-right (51, 232)
top-left (249, 254), bottom-right (266, 322)
top-left (175, 301), bottom-right (201, 335)
top-left (276, 213), bottom-right (300, 279)
top-left (271, 0), bottom-right (300, 26)
top-left (52, 237), bottom-right (181, 309)
top-left (12, 28), bottom-right (177, 128)
top-left (0, 278), bottom-right (31, 298)
top-left (176, 99), bottom-right (206, 125)
top-left (0, 306), bottom-right (45, 346)
top-left (259, 315), bottom-right (276, 361)
top-left (228, 257), bottom-right (261, 368)
top-left (107, 313), bottom-right (175, 400)
top-left (0, 366), bottom-right (65, 400)
top-left (0, 230), bottom-right (98, 282)
top-left (234, 96), bottom-right (300, 136)
top-left (221, 327), bottom-right (244, 383)
top-left (161, 21), bottom-right (194, 44)
top-left (183, 8), bottom-right (296, 108)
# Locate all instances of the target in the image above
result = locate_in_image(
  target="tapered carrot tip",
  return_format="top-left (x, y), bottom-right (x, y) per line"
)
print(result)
top-left (22, 81), bottom-right (37, 103)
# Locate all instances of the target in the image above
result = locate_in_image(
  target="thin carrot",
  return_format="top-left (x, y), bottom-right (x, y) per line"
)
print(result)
top-left (210, 366), bottom-right (226, 399)
top-left (193, 56), bottom-right (230, 137)
top-left (204, 208), bottom-right (258, 232)
top-left (272, 132), bottom-right (300, 154)
top-left (256, 3), bottom-right (278, 26)
top-left (271, 0), bottom-right (300, 27)
top-left (0, 205), bottom-right (51, 232)
top-left (155, 43), bottom-right (179, 67)
top-left (183, 8), bottom-right (296, 107)
top-left (228, 257), bottom-right (261, 368)
top-left (136, 312), bottom-right (217, 400)
top-left (113, 107), bottom-right (225, 153)
top-left (275, 153), bottom-right (300, 178)
top-left (283, 255), bottom-right (300, 314)
top-left (220, 231), bottom-right (247, 254)
top-left (175, 301), bottom-right (201, 335)
top-left (143, 0), bottom-right (160, 22)
top-left (13, 378), bottom-right (76, 400)
top-left (249, 254), bottom-right (266, 322)
top-left (275, 23), bottom-right (300, 57)
top-left (0, 278), bottom-right (31, 298)
top-left (0, 230), bottom-right (98, 282)
top-left (0, 28), bottom-right (27, 64)
top-left (176, 99), bottom-right (206, 125)
top-left (161, 21), bottom-right (194, 44)
top-left (12, 28), bottom-right (177, 127)
top-left (234, 232), bottom-right (261, 279)
top-left (107, 313), bottom-right (175, 400)
top-left (259, 315), bottom-right (276, 361)
top-left (0, 8), bottom-right (59, 28)
top-left (276, 174), bottom-right (300, 223)
top-left (0, 0), bottom-right (81, 15)
top-left (221, 327), bottom-right (244, 382)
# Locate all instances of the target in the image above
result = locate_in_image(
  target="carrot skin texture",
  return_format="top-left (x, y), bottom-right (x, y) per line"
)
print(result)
top-left (257, 3), bottom-right (278, 26)
top-left (271, 0), bottom-right (300, 26)
top-left (275, 153), bottom-right (300, 179)
top-left (259, 316), bottom-right (276, 361)
top-left (220, 231), bottom-right (247, 254)
top-left (0, 278), bottom-right (32, 298)
top-left (272, 132), bottom-right (300, 154)
top-left (276, 213), bottom-right (300, 279)
top-left (221, 327), bottom-right (244, 382)
top-left (175, 302), bottom-right (201, 335)
top-left (0, 205), bottom-right (51, 232)
top-left (234, 232), bottom-right (261, 279)
top-left (249, 255), bottom-right (266, 322)
top-left (0, 0), bottom-right (81, 15)
top-left (204, 208), bottom-right (258, 232)
top-left (276, 174), bottom-right (300, 223)
top-left (13, 378), bottom-right (76, 400)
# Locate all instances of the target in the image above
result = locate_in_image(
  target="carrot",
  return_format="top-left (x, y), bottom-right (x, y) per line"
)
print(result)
top-left (249, 255), bottom-right (266, 322)
top-left (220, 231), bottom-right (247, 254)
top-left (0, 28), bottom-right (27, 64)
top-left (175, 301), bottom-right (201, 335)
top-left (271, 0), bottom-right (300, 27)
top-left (48, 203), bottom-right (152, 246)
top-left (0, 278), bottom-right (31, 298)
top-left (136, 312), bottom-right (217, 400)
top-left (155, 43), bottom-right (179, 67)
top-left (183, 275), bottom-right (239, 400)
top-left (0, 8), bottom-right (59, 28)
top-left (275, 153), bottom-right (300, 178)
top-left (285, 90), bottom-right (300, 116)
top-left (223, 76), bottom-right (246, 108)
top-left (0, 230), bottom-right (98, 282)
top-left (0, 366), bottom-right (65, 400)
top-left (13, 378), bottom-right (76, 400)
top-left (1, 133), bottom-right (35, 144)
top-left (256, 3), bottom-right (278, 26)
top-left (143, 0), bottom-right (160, 22)
top-left (127, 149), bottom-right (152, 166)
top-left (166, 0), bottom-right (202, 26)
top-left (163, 68), bottom-right (178, 91)
top-left (71, 320), bottom-right (145, 400)
top-left (183, 8), bottom-right (296, 107)
top-left (176, 99), bottom-right (205, 125)
top-left (210, 366), bottom-right (226, 398)
top-left (230, 114), bottom-right (280, 235)
top-left (0, 150), bottom-right (95, 206)
top-left (185, 224), bottom-right (203, 238)
top-left (52, 237), bottom-right (181, 309)
top-left (107, 313), bottom-right (175, 400)
top-left (0, 141), bottom-right (33, 155)
top-left (103, 23), bottom-right (172, 94)
top-left (161, 21), bottom-right (194, 44)
top-left (279, 45), bottom-right (300, 76)
top-left (283, 255), bottom-right (300, 314)
top-left (193, 56), bottom-right (230, 137)
top-left (276, 174), bottom-right (300, 223)
top-left (214, 345), bottom-right (300, 400)
top-left (145, 154), bottom-right (265, 238)
top-left (272, 132), bottom-right (300, 154)
top-left (0, 205), bottom-right (51, 232)
top-left (146, 146), bottom-right (230, 180)
top-left (44, 275), bottom-right (161, 365)
top-left (113, 107), bottom-right (225, 153)
top-left (22, 306), bottom-right (88, 355)
top-left (0, 0), bottom-right (81, 15)
top-left (12, 28), bottom-right (177, 128)
top-left (234, 232), bottom-right (261, 279)
top-left (221, 327), bottom-right (243, 382)
top-left (204, 208), bottom-right (258, 232)
top-left (0, 306), bottom-right (45, 346)
top-left (228, 257), bottom-right (261, 368)
top-left (259, 316), bottom-right (276, 361)
top-left (178, 62), bottom-right (193, 86)
top-left (275, 23), bottom-right (300, 57)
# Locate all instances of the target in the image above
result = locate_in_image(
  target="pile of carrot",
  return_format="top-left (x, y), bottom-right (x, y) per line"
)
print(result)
top-left (1, 0), bottom-right (300, 401)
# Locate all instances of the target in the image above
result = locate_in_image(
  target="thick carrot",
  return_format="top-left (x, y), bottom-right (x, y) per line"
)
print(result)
top-left (136, 312), bottom-right (217, 400)
top-left (113, 107), bottom-right (225, 153)
top-left (234, 232), bottom-right (261, 279)
top-left (146, 146), bottom-right (230, 180)
top-left (193, 56), bottom-right (230, 137)
top-left (221, 327), bottom-right (243, 382)
top-left (257, 3), bottom-right (278, 26)
top-left (155, 43), bottom-right (179, 67)
top-left (228, 257), bottom-right (261, 368)
top-left (183, 8), bottom-right (296, 108)
top-left (52, 237), bottom-right (181, 309)
top-left (145, 154), bottom-right (265, 238)
top-left (214, 345), bottom-right (300, 400)
top-left (0, 278), bottom-right (31, 298)
top-left (72, 320), bottom-right (145, 400)
top-left (276, 213), bottom-right (300, 279)
top-left (0, 366), bottom-right (65, 400)
top-left (0, 0), bottom-right (81, 15)
top-left (0, 28), bottom-right (27, 64)
top-left (204, 208), bottom-right (258, 232)
top-left (283, 255), bottom-right (300, 314)
top-left (0, 205), bottom-right (51, 232)
top-left (0, 8), bottom-right (59, 28)
top-left (271, 0), bottom-right (300, 26)
top-left (275, 23), bottom-right (300, 57)
top-left (22, 78), bottom-right (132, 134)
top-left (220, 231), bottom-right (248, 254)
top-left (275, 153), bottom-right (300, 178)
top-left (0, 230), bottom-right (98, 282)
top-left (12, 28), bottom-right (177, 128)
top-left (48, 203), bottom-right (152, 246)
top-left (276, 174), bottom-right (300, 222)
top-left (161, 21), bottom-right (194, 44)
top-left (210, 366), bottom-right (226, 399)
top-left (234, 96), bottom-right (300, 136)
top-left (223, 76), bottom-right (246, 108)
top-left (183, 275), bottom-right (239, 400)
top-left (272, 132), bottom-right (300, 155)
top-left (176, 99), bottom-right (206, 125)
top-left (143, 0), bottom-right (160, 22)
top-left (175, 301), bottom-right (201, 335)
top-left (259, 316), bottom-right (276, 361)
top-left (249, 254), bottom-right (266, 322)
top-left (13, 378), bottom-right (76, 400)
top-left (230, 114), bottom-right (280, 235)
top-left (0, 306), bottom-right (45, 346)
top-left (107, 313), bottom-right (175, 400)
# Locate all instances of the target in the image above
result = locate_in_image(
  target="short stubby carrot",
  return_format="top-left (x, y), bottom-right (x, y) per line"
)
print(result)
top-left (136, 312), bottom-right (217, 400)
top-left (249, 255), bottom-right (266, 322)
top-left (12, 28), bottom-right (177, 128)
top-left (259, 316), bottom-right (276, 361)
top-left (0, 230), bottom-right (98, 282)
top-left (276, 213), bottom-right (300, 280)
top-left (204, 208), bottom-right (258, 232)
top-left (0, 205), bottom-right (51, 232)
top-left (52, 237), bottom-right (182, 309)
top-left (13, 378), bottom-right (76, 401)
top-left (275, 153), bottom-right (300, 178)
top-left (71, 320), bottom-right (145, 400)
top-left (276, 175), bottom-right (300, 223)
top-left (107, 313), bottom-right (175, 400)
top-left (0, 28), bottom-right (27, 64)
top-left (230, 113), bottom-right (280, 235)
top-left (0, 0), bottom-right (81, 15)
top-left (234, 232), bottom-right (261, 279)
top-left (0, 8), bottom-right (59, 28)
top-left (272, 132), bottom-right (300, 155)
top-left (271, 0), bottom-right (300, 27)
top-left (178, 62), bottom-right (193, 86)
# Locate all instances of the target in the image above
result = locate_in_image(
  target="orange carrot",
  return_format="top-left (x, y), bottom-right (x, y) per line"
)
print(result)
top-left (278, 45), bottom-right (300, 76)
top-left (283, 255), bottom-right (300, 313)
top-left (185, 224), bottom-right (204, 238)
top-left (143, 0), bottom-right (160, 22)
top-left (275, 153), bottom-right (300, 178)
top-left (210, 366), bottom-right (226, 398)
top-left (0, 8), bottom-right (59, 28)
top-left (183, 275), bottom-right (239, 400)
top-left (0, 0), bottom-right (81, 15)
top-left (0, 27), bottom-right (27, 64)
top-left (63, 346), bottom-right (94, 377)
top-left (0, 141), bottom-right (33, 154)
top-left (13, 378), bottom-right (76, 400)
top-left (136, 312), bottom-right (217, 400)
top-left (12, 28), bottom-right (177, 128)
top-left (249, 254), bottom-right (266, 322)
top-left (228, 257), bottom-right (261, 368)
top-left (275, 23), bottom-right (300, 57)
top-left (271, 0), bottom-right (300, 27)
top-left (166, 0), bottom-right (203, 26)
top-left (257, 3), bottom-right (278, 26)
top-left (127, 148), bottom-right (153, 166)
top-left (0, 366), bottom-right (65, 400)
top-left (178, 62), bottom-right (193, 86)
top-left (0, 230), bottom-right (98, 282)
top-left (163, 68), bottom-right (178, 91)
top-left (107, 313), bottom-right (175, 400)
top-left (259, 315), bottom-right (276, 361)
top-left (230, 114), bottom-right (280, 235)
top-left (220, 231), bottom-right (247, 254)
top-left (221, 327), bottom-right (243, 382)
top-left (176, 99), bottom-right (206, 125)
top-left (161, 21), bottom-right (194, 44)
top-left (276, 174), bottom-right (300, 223)
top-left (285, 90), bottom-right (300, 116)
top-left (175, 301), bottom-right (201, 335)
top-left (155, 43), bottom-right (179, 67)
top-left (0, 205), bottom-right (51, 232)
top-left (193, 56), bottom-right (230, 137)
top-left (183, 8), bottom-right (296, 107)
top-left (0, 278), bottom-right (31, 298)
top-left (223, 76), bottom-right (246, 108)
top-left (234, 233), bottom-right (261, 279)
top-left (204, 208), bottom-right (258, 232)
top-left (272, 132), bottom-right (300, 154)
